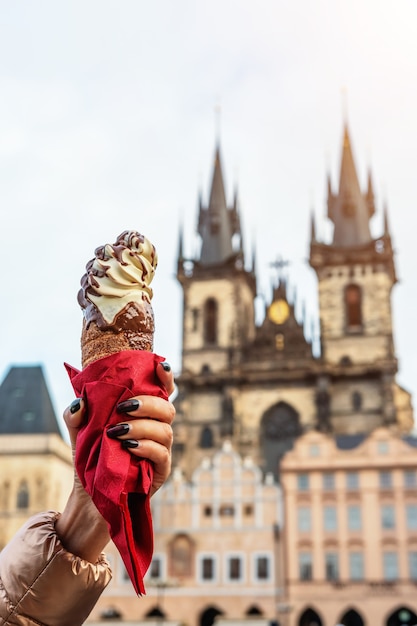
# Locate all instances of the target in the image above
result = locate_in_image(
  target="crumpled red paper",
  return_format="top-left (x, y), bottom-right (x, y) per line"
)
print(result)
top-left (65, 350), bottom-right (168, 596)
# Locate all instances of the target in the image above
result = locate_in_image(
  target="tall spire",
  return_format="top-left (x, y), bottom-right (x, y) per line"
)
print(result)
top-left (327, 125), bottom-right (373, 247)
top-left (197, 144), bottom-right (242, 266)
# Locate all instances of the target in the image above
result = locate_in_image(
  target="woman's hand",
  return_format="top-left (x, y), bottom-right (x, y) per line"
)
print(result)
top-left (107, 362), bottom-right (175, 495)
top-left (56, 361), bottom-right (175, 562)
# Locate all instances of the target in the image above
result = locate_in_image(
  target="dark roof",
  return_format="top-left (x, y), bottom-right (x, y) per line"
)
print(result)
top-left (335, 434), bottom-right (366, 450)
top-left (0, 365), bottom-right (62, 437)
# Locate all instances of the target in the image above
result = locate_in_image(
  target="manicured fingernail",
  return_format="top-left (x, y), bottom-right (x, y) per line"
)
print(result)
top-left (69, 398), bottom-right (82, 414)
top-left (161, 362), bottom-right (171, 372)
top-left (107, 423), bottom-right (130, 439)
top-left (121, 439), bottom-right (140, 449)
top-left (116, 399), bottom-right (141, 413)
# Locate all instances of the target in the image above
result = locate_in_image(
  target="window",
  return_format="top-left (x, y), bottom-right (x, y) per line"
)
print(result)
top-left (298, 552), bottom-right (312, 581)
top-left (201, 557), bottom-right (215, 581)
top-left (324, 506), bottom-right (337, 531)
top-left (309, 444), bottom-right (320, 457)
top-left (203, 505), bottom-right (212, 517)
top-left (346, 472), bottom-right (359, 490)
top-left (254, 555), bottom-right (270, 581)
top-left (349, 552), bottom-right (364, 580)
top-left (297, 473), bottom-right (309, 491)
top-left (409, 551), bottom-right (417, 580)
top-left (406, 504), bottom-right (417, 530)
top-left (345, 284), bottom-right (362, 329)
top-left (298, 506), bottom-right (311, 532)
top-left (169, 534), bottom-right (193, 577)
top-left (379, 471), bottom-right (392, 489)
top-left (204, 298), bottom-right (218, 345)
top-left (16, 481), bottom-right (29, 509)
top-left (219, 505), bottom-right (234, 517)
top-left (244, 504), bottom-right (254, 516)
top-left (352, 391), bottom-right (362, 411)
top-left (325, 552), bottom-right (339, 581)
top-left (191, 307), bottom-right (199, 331)
top-left (377, 441), bottom-right (389, 454)
top-left (405, 470), bottom-right (417, 488)
top-left (381, 504), bottom-right (395, 529)
top-left (323, 472), bottom-right (335, 491)
top-left (227, 555), bottom-right (243, 581)
top-left (347, 505), bottom-right (362, 531)
top-left (149, 556), bottom-right (162, 580)
top-left (383, 552), bottom-right (398, 581)
top-left (200, 426), bottom-right (214, 449)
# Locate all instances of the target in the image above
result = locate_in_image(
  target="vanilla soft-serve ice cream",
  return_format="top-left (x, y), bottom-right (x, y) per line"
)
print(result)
top-left (78, 230), bottom-right (158, 368)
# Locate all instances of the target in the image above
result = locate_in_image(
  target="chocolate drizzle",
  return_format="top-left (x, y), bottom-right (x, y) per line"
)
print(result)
top-left (78, 230), bottom-right (157, 333)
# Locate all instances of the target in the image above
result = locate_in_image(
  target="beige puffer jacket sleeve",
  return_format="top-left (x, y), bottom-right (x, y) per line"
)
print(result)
top-left (0, 511), bottom-right (112, 626)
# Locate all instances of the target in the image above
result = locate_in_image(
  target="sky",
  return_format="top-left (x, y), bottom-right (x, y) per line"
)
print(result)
top-left (0, 0), bottom-right (416, 434)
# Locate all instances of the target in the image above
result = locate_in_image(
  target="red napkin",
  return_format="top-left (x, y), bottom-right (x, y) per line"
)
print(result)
top-left (65, 350), bottom-right (168, 596)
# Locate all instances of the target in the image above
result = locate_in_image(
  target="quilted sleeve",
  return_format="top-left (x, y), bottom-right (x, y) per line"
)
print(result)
top-left (0, 511), bottom-right (112, 626)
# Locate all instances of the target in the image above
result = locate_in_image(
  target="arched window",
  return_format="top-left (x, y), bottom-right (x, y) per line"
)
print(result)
top-left (338, 607), bottom-right (365, 626)
top-left (345, 284), bottom-right (362, 330)
top-left (16, 480), bottom-right (29, 510)
top-left (169, 534), bottom-right (194, 578)
top-left (260, 402), bottom-right (302, 480)
top-left (204, 298), bottom-right (218, 345)
top-left (0, 481), bottom-right (10, 509)
top-left (298, 607), bottom-right (323, 626)
top-left (200, 426), bottom-right (214, 449)
top-left (352, 391), bottom-right (362, 411)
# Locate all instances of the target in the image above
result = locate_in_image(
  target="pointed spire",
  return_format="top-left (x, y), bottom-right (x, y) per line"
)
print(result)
top-left (177, 221), bottom-right (184, 262)
top-left (251, 238), bottom-right (257, 274)
top-left (310, 210), bottom-right (317, 243)
top-left (365, 169), bottom-right (375, 217)
top-left (327, 124), bottom-right (373, 247)
top-left (197, 144), bottom-right (242, 266)
top-left (383, 201), bottom-right (390, 235)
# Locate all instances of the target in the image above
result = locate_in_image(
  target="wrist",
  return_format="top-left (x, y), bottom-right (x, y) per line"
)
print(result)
top-left (56, 481), bottom-right (110, 563)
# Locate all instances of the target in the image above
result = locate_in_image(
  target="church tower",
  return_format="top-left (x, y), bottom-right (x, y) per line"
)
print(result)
top-left (175, 144), bottom-right (257, 471)
top-left (309, 124), bottom-right (411, 432)
top-left (177, 144), bottom-right (257, 376)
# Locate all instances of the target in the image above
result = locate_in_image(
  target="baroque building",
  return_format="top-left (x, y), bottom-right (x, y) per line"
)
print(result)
top-left (0, 365), bottom-right (73, 548)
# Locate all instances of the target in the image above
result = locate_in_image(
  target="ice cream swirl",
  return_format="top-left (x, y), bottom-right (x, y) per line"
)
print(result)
top-left (78, 230), bottom-right (158, 332)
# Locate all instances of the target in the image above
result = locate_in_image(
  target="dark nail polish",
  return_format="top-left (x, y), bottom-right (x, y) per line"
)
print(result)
top-left (116, 399), bottom-right (141, 413)
top-left (107, 423), bottom-right (130, 439)
top-left (161, 362), bottom-right (171, 372)
top-left (121, 439), bottom-right (139, 449)
top-left (69, 398), bottom-right (82, 414)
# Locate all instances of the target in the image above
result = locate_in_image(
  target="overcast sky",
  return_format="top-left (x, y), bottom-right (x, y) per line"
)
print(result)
top-left (0, 0), bottom-right (416, 433)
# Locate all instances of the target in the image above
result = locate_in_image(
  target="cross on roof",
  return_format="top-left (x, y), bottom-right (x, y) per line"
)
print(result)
top-left (270, 255), bottom-right (290, 281)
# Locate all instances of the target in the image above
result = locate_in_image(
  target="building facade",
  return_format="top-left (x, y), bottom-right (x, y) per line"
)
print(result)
top-left (280, 427), bottom-right (417, 626)
top-left (91, 442), bottom-right (282, 625)
top-left (0, 365), bottom-right (73, 548)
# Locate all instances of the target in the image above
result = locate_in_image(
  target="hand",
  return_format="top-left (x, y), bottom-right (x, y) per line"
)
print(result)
top-left (56, 361), bottom-right (175, 562)
top-left (107, 362), bottom-right (175, 495)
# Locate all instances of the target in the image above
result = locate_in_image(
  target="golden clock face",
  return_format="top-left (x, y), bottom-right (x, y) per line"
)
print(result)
top-left (268, 299), bottom-right (290, 325)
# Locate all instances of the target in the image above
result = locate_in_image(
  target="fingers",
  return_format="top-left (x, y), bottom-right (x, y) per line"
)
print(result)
top-left (62, 398), bottom-right (86, 449)
top-left (108, 418), bottom-right (173, 448)
top-left (107, 417), bottom-right (174, 496)
top-left (116, 395), bottom-right (176, 424)
top-left (156, 361), bottom-right (175, 397)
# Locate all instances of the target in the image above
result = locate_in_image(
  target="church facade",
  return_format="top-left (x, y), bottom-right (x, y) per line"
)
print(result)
top-left (174, 124), bottom-right (413, 485)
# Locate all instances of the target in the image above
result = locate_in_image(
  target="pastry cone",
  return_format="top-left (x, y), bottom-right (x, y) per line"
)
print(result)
top-left (78, 230), bottom-right (158, 368)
